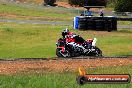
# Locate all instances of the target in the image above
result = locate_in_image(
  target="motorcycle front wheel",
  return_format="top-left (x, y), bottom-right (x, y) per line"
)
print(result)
top-left (56, 48), bottom-right (71, 58)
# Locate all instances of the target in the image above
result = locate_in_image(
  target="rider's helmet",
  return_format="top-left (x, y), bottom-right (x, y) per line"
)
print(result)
top-left (62, 28), bottom-right (69, 38)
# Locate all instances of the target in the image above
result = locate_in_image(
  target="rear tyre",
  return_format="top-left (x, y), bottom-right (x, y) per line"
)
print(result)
top-left (94, 47), bottom-right (102, 57)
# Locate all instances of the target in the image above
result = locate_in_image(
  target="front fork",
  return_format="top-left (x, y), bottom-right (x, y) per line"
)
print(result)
top-left (57, 46), bottom-right (65, 53)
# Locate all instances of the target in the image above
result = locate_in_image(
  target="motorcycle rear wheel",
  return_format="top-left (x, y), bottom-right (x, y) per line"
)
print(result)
top-left (94, 47), bottom-right (102, 57)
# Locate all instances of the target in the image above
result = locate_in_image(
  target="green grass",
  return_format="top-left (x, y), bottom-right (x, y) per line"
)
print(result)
top-left (118, 21), bottom-right (132, 25)
top-left (0, 65), bottom-right (132, 88)
top-left (0, 1), bottom-right (77, 21)
top-left (0, 23), bottom-right (63, 58)
top-left (0, 23), bottom-right (132, 59)
top-left (0, 22), bottom-right (132, 58)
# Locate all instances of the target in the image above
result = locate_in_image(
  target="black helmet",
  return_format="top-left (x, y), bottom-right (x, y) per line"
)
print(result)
top-left (62, 28), bottom-right (69, 38)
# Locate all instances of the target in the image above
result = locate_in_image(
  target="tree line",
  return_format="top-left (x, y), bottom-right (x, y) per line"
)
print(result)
top-left (44, 0), bottom-right (132, 12)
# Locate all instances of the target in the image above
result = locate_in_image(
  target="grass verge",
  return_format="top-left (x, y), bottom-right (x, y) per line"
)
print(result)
top-left (0, 1), bottom-right (77, 21)
top-left (0, 22), bottom-right (132, 58)
top-left (0, 65), bottom-right (132, 88)
top-left (118, 21), bottom-right (132, 25)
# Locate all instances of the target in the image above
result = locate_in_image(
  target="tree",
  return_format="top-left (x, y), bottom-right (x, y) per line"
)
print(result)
top-left (44, 0), bottom-right (56, 6)
top-left (114, 0), bottom-right (132, 12)
top-left (107, 0), bottom-right (117, 7)
top-left (68, 0), bottom-right (107, 7)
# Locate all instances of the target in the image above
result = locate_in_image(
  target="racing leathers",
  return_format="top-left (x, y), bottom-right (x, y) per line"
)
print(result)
top-left (64, 33), bottom-right (88, 53)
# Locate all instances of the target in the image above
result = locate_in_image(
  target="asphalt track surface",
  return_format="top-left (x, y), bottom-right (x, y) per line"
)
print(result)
top-left (0, 19), bottom-right (71, 25)
top-left (0, 0), bottom-right (132, 28)
top-left (0, 19), bottom-right (132, 29)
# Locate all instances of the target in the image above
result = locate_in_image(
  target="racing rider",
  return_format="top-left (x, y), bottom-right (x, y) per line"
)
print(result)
top-left (61, 28), bottom-right (88, 53)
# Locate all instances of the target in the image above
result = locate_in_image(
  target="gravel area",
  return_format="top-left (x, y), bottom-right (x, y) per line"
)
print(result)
top-left (0, 58), bottom-right (132, 74)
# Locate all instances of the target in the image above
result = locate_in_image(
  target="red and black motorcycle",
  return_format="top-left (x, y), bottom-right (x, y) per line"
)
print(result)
top-left (56, 35), bottom-right (102, 58)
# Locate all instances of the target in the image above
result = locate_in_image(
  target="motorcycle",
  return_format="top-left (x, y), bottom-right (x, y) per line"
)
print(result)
top-left (56, 36), bottom-right (102, 58)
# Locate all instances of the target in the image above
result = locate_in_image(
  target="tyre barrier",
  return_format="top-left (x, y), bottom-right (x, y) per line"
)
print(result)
top-left (78, 17), bottom-right (87, 30)
top-left (74, 16), bottom-right (117, 31)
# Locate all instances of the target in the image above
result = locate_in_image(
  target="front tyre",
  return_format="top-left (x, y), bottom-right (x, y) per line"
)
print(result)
top-left (56, 48), bottom-right (63, 57)
top-left (56, 48), bottom-right (71, 58)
